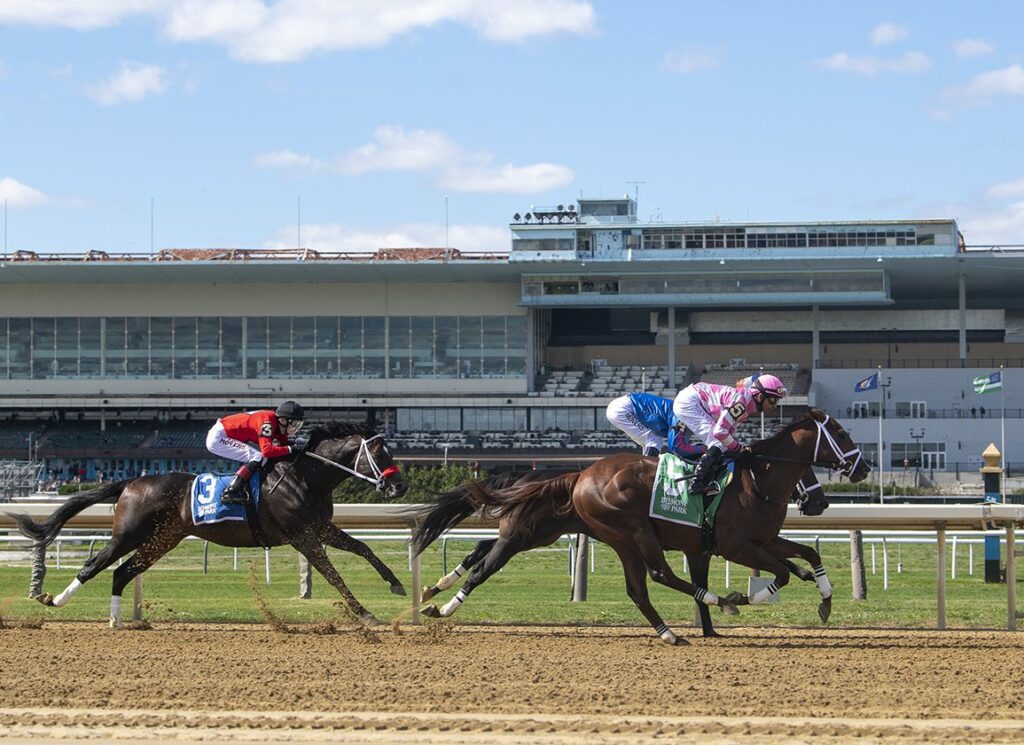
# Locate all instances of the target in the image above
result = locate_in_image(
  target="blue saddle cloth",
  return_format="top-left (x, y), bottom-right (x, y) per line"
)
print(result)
top-left (190, 472), bottom-right (261, 525)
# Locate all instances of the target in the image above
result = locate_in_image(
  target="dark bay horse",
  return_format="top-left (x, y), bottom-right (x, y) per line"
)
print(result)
top-left (462, 410), bottom-right (869, 644)
top-left (413, 462), bottom-right (831, 631)
top-left (6, 422), bottom-right (407, 626)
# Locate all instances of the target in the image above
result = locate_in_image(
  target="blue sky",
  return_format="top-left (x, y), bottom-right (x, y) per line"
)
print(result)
top-left (1, 1), bottom-right (1023, 254)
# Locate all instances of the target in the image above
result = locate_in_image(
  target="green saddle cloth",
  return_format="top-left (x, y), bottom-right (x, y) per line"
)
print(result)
top-left (649, 453), bottom-right (732, 528)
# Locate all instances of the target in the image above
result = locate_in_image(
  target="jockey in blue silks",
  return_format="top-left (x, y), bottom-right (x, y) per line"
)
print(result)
top-left (605, 392), bottom-right (703, 458)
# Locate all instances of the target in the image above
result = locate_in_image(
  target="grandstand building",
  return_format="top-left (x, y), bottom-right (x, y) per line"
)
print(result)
top-left (0, 196), bottom-right (1021, 482)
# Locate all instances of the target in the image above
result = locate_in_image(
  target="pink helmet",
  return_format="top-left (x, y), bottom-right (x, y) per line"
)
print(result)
top-left (752, 373), bottom-right (787, 400)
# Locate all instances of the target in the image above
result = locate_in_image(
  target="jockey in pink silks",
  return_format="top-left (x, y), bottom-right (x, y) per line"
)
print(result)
top-left (672, 373), bottom-right (788, 496)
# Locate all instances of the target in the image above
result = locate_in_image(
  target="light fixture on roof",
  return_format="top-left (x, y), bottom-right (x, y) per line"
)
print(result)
top-left (876, 256), bottom-right (883, 263)
top-left (524, 213), bottom-right (533, 222)
top-left (719, 258), bottom-right (726, 265)
top-left (513, 213), bottom-right (521, 222)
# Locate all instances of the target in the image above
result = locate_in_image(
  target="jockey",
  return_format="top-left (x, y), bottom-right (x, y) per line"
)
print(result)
top-left (606, 392), bottom-right (701, 458)
top-left (205, 401), bottom-right (306, 504)
top-left (672, 373), bottom-right (787, 496)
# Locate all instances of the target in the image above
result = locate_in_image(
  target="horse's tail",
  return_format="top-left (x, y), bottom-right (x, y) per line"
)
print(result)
top-left (4, 480), bottom-right (131, 548)
top-left (409, 471), bottom-right (522, 556)
top-left (464, 471), bottom-right (582, 538)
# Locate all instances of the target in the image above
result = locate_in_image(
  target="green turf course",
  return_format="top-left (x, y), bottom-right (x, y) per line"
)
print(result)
top-left (0, 534), bottom-right (1015, 629)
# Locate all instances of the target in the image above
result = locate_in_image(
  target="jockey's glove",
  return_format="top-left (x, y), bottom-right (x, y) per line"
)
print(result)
top-left (290, 436), bottom-right (310, 453)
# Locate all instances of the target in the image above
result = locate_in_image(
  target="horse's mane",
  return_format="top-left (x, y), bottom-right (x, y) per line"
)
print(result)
top-left (305, 421), bottom-right (377, 450)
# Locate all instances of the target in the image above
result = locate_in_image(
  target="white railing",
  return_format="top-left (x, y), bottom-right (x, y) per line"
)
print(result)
top-left (3, 503), bottom-right (1023, 629)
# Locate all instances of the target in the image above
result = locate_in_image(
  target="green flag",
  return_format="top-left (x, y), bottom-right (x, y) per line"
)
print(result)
top-left (973, 371), bottom-right (1002, 394)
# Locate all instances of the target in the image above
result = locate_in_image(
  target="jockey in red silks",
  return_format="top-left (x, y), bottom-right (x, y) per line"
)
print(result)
top-left (205, 401), bottom-right (306, 504)
top-left (672, 373), bottom-right (788, 496)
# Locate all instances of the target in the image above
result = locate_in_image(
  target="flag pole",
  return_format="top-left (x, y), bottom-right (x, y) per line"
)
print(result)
top-left (1001, 365), bottom-right (1006, 503)
top-left (878, 365), bottom-right (884, 504)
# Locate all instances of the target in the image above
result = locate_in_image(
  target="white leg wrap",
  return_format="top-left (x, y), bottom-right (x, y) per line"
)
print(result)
top-left (52, 578), bottom-right (82, 607)
top-left (110, 595), bottom-right (123, 627)
top-left (439, 589), bottom-right (467, 617)
top-left (655, 623), bottom-right (678, 644)
top-left (436, 564), bottom-right (466, 591)
top-left (813, 565), bottom-right (833, 599)
top-left (751, 581), bottom-right (780, 605)
top-left (694, 587), bottom-right (719, 606)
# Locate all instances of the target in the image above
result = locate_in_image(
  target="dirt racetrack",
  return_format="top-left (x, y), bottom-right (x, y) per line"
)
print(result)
top-left (2, 623), bottom-right (1024, 744)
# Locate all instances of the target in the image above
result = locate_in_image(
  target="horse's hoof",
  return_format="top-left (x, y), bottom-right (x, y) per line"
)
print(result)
top-left (721, 603), bottom-right (740, 616)
top-left (666, 635), bottom-right (691, 646)
top-left (702, 629), bottom-right (723, 638)
top-left (361, 613), bottom-right (383, 626)
top-left (421, 586), bottom-right (437, 601)
top-left (109, 617), bottom-right (122, 629)
top-left (420, 605), bottom-right (441, 619)
top-left (34, 593), bottom-right (55, 607)
top-left (390, 583), bottom-right (407, 597)
top-left (818, 596), bottom-right (832, 624)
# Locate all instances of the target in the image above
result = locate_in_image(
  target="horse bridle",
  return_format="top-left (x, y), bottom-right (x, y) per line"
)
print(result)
top-left (302, 434), bottom-right (400, 491)
top-left (747, 414), bottom-right (863, 474)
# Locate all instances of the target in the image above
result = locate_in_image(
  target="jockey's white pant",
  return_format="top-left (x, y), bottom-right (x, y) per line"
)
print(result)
top-left (673, 388), bottom-right (725, 453)
top-left (206, 422), bottom-right (265, 465)
top-left (605, 395), bottom-right (663, 451)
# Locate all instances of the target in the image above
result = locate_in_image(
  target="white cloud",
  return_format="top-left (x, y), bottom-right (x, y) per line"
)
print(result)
top-left (0, 1), bottom-right (596, 63)
top-left (661, 46), bottom-right (722, 74)
top-left (438, 162), bottom-right (573, 193)
top-left (253, 149), bottom-right (327, 172)
top-left (959, 201), bottom-right (1024, 245)
top-left (953, 37), bottom-right (994, 58)
top-left (258, 125), bottom-right (574, 194)
top-left (985, 178), bottom-right (1024, 200)
top-left (265, 222), bottom-right (509, 254)
top-left (818, 50), bottom-right (930, 76)
top-left (943, 64), bottom-right (1024, 107)
top-left (0, 0), bottom-right (160, 30)
top-left (336, 126), bottom-right (460, 175)
top-left (85, 62), bottom-right (167, 105)
top-left (869, 22), bottom-right (907, 46)
top-left (0, 177), bottom-right (49, 207)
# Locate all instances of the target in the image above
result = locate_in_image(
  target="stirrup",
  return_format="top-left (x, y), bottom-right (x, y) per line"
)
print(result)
top-left (221, 487), bottom-right (249, 505)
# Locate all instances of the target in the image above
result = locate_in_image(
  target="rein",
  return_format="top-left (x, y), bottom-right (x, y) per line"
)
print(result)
top-left (746, 414), bottom-right (863, 474)
top-left (301, 434), bottom-right (399, 491)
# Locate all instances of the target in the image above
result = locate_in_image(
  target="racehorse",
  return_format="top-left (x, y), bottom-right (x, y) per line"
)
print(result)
top-left (413, 462), bottom-right (832, 634)
top-left (6, 422), bottom-right (407, 626)
top-left (461, 410), bottom-right (868, 644)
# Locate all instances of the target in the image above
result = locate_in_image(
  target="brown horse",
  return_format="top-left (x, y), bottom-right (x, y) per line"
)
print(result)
top-left (6, 422), bottom-right (407, 626)
top-left (462, 410), bottom-right (869, 644)
top-left (414, 464), bottom-right (831, 634)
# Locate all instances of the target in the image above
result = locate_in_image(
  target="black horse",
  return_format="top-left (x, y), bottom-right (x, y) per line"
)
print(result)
top-left (413, 463), bottom-right (831, 631)
top-left (6, 422), bottom-right (407, 626)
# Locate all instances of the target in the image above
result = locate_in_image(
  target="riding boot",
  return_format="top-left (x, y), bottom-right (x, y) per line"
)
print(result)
top-left (642, 444), bottom-right (659, 457)
top-left (221, 460), bottom-right (259, 504)
top-left (688, 448), bottom-right (724, 497)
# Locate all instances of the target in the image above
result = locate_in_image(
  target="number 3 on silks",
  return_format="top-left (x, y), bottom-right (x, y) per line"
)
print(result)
top-left (198, 475), bottom-right (217, 504)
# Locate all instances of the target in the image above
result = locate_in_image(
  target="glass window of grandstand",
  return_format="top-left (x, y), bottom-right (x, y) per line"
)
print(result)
top-left (860, 443), bottom-right (879, 468)
top-left (397, 408), bottom-right (462, 432)
top-left (0, 315), bottom-right (526, 381)
top-left (891, 442), bottom-right (946, 470)
top-left (530, 408), bottom-right (595, 432)
top-left (894, 401), bottom-right (928, 418)
top-left (463, 407), bottom-right (527, 431)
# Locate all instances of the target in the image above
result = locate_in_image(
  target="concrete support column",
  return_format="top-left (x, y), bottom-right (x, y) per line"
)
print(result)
top-left (667, 306), bottom-right (676, 388)
top-left (526, 309), bottom-right (536, 392)
top-left (850, 530), bottom-right (867, 600)
top-left (571, 534), bottom-right (589, 602)
top-left (959, 272), bottom-right (967, 367)
top-left (811, 304), bottom-right (820, 369)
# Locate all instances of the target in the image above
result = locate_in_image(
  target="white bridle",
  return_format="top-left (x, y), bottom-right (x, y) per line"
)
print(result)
top-left (812, 415), bottom-right (864, 477)
top-left (303, 434), bottom-right (399, 491)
